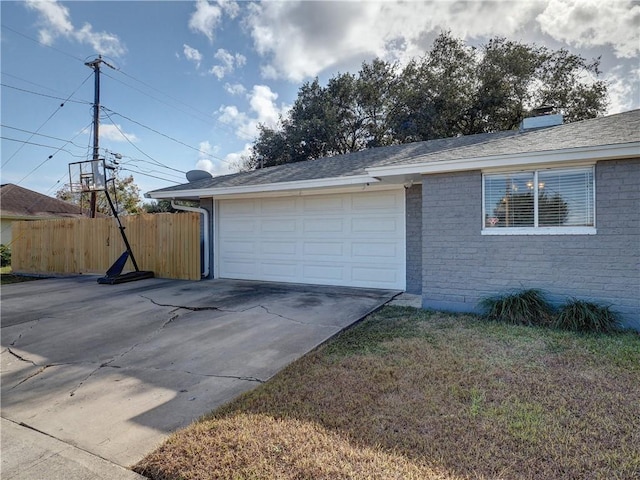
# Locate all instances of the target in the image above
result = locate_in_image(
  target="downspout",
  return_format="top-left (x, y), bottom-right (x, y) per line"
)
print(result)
top-left (171, 201), bottom-right (209, 278)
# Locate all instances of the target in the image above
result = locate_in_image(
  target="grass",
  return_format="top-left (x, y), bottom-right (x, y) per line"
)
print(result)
top-left (135, 307), bottom-right (640, 480)
top-left (0, 266), bottom-right (43, 284)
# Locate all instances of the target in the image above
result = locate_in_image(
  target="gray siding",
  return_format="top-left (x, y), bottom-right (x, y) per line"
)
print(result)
top-left (405, 184), bottom-right (423, 294)
top-left (421, 158), bottom-right (640, 330)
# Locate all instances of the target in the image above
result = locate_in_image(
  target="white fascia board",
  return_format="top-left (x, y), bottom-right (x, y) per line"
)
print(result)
top-left (147, 174), bottom-right (380, 200)
top-left (366, 142), bottom-right (640, 177)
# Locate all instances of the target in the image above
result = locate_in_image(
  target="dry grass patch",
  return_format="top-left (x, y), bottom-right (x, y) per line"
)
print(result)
top-left (136, 307), bottom-right (640, 480)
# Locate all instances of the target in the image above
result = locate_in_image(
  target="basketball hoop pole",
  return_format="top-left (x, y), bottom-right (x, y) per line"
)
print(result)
top-left (104, 189), bottom-right (140, 272)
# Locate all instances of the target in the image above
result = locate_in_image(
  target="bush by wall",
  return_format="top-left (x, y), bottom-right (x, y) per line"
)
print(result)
top-left (0, 244), bottom-right (10, 267)
top-left (554, 299), bottom-right (620, 333)
top-left (479, 289), bottom-right (622, 334)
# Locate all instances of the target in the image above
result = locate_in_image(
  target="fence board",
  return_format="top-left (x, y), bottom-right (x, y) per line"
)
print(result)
top-left (11, 213), bottom-right (200, 280)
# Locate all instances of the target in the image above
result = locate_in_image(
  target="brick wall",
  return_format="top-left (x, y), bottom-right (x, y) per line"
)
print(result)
top-left (405, 184), bottom-right (422, 294)
top-left (421, 158), bottom-right (640, 330)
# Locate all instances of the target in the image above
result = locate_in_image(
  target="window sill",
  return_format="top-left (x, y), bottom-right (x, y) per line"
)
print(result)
top-left (481, 227), bottom-right (597, 236)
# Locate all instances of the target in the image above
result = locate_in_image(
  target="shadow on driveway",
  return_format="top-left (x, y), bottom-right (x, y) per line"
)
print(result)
top-left (1, 276), bottom-right (396, 468)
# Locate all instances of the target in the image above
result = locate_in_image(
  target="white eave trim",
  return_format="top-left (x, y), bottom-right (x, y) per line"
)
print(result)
top-left (366, 142), bottom-right (640, 177)
top-left (148, 174), bottom-right (381, 200)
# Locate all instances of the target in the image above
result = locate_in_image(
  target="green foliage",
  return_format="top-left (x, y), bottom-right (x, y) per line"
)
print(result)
top-left (480, 289), bottom-right (554, 327)
top-left (0, 244), bottom-right (11, 267)
top-left (247, 32), bottom-right (608, 168)
top-left (554, 299), bottom-right (620, 333)
top-left (56, 174), bottom-right (142, 216)
top-left (143, 199), bottom-right (179, 213)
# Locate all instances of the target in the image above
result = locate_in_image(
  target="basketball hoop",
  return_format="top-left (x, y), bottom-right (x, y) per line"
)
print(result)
top-left (69, 159), bottom-right (108, 193)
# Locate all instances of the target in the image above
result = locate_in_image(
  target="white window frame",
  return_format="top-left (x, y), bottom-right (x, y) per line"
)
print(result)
top-left (482, 165), bottom-right (596, 235)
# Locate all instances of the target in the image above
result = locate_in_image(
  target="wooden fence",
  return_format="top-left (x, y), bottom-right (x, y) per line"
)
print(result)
top-left (11, 213), bottom-right (201, 280)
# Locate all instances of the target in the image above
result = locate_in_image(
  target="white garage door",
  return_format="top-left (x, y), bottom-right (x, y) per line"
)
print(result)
top-left (216, 189), bottom-right (406, 289)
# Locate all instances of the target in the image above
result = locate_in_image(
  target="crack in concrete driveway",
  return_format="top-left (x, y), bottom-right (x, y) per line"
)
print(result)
top-left (1, 276), bottom-right (396, 472)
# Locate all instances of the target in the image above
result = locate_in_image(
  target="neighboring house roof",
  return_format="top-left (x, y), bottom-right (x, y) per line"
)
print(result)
top-left (148, 109), bottom-right (640, 200)
top-left (0, 184), bottom-right (84, 220)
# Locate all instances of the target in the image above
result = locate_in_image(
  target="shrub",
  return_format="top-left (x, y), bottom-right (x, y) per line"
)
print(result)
top-left (554, 299), bottom-right (620, 333)
top-left (480, 289), bottom-right (553, 327)
top-left (0, 244), bottom-right (10, 267)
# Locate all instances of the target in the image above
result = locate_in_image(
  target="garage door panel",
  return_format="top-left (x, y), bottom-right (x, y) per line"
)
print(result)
top-left (303, 242), bottom-right (344, 256)
top-left (303, 196), bottom-right (344, 212)
top-left (303, 218), bottom-right (343, 233)
top-left (352, 191), bottom-right (400, 210)
top-left (351, 242), bottom-right (398, 258)
top-left (222, 240), bottom-right (255, 254)
top-left (351, 217), bottom-right (399, 233)
top-left (221, 260), bottom-right (257, 276)
top-left (261, 198), bottom-right (296, 214)
top-left (221, 218), bottom-right (256, 233)
top-left (220, 199), bottom-right (257, 215)
top-left (303, 264), bottom-right (345, 282)
top-left (260, 262), bottom-right (298, 278)
top-left (261, 241), bottom-right (297, 255)
top-left (217, 191), bottom-right (405, 289)
top-left (261, 219), bottom-right (297, 233)
top-left (352, 266), bottom-right (399, 284)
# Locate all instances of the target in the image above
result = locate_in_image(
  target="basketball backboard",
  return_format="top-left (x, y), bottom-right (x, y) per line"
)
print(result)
top-left (69, 159), bottom-right (107, 192)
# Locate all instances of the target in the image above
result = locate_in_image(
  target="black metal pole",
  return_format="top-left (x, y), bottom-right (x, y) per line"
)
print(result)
top-left (104, 189), bottom-right (140, 272)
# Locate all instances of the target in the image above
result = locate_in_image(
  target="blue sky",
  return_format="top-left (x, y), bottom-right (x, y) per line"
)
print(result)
top-left (2, 0), bottom-right (639, 200)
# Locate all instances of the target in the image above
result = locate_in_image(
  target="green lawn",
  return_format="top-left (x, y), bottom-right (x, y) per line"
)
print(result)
top-left (136, 307), bottom-right (640, 480)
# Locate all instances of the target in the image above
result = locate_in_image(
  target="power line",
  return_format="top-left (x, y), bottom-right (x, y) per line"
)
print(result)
top-left (1, 136), bottom-right (88, 157)
top-left (12, 121), bottom-right (94, 185)
top-left (3, 72), bottom-right (78, 97)
top-left (1, 83), bottom-right (92, 105)
top-left (102, 106), bottom-right (230, 164)
top-left (100, 109), bottom-right (186, 174)
top-left (118, 166), bottom-right (181, 184)
top-left (101, 70), bottom-right (215, 127)
top-left (0, 24), bottom-right (85, 63)
top-left (2, 72), bottom-right (94, 167)
top-left (116, 156), bottom-right (185, 180)
top-left (1, 124), bottom-right (90, 150)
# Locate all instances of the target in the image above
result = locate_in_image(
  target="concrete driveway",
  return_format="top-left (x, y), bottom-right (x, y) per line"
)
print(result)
top-left (1, 276), bottom-right (397, 479)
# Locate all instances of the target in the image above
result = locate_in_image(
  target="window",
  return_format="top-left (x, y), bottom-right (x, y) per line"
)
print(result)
top-left (483, 166), bottom-right (595, 234)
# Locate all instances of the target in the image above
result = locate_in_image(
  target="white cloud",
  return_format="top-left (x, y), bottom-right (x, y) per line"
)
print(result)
top-left (25, 0), bottom-right (126, 57)
top-left (189, 0), bottom-right (239, 42)
top-left (195, 140), bottom-right (244, 176)
top-left (183, 44), bottom-right (203, 68)
top-left (217, 85), bottom-right (288, 141)
top-left (209, 48), bottom-right (247, 79)
top-left (99, 124), bottom-right (138, 143)
top-left (224, 82), bottom-right (247, 95)
top-left (537, 0), bottom-right (640, 59)
top-left (605, 66), bottom-right (640, 114)
top-left (245, 1), bottom-right (543, 82)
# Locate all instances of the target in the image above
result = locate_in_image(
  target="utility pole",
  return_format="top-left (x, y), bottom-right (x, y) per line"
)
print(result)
top-left (85, 55), bottom-right (115, 217)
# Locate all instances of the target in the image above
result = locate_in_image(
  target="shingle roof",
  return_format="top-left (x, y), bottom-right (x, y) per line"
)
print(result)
top-left (150, 109), bottom-right (639, 195)
top-left (152, 131), bottom-right (517, 193)
top-left (381, 109), bottom-right (640, 167)
top-left (0, 184), bottom-right (84, 219)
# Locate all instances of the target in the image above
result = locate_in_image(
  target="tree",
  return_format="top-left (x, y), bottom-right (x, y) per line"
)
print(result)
top-left (247, 32), bottom-right (608, 168)
top-left (143, 199), bottom-right (179, 213)
top-left (56, 174), bottom-right (142, 216)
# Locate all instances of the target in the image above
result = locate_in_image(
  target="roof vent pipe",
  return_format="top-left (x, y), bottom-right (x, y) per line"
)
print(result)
top-left (171, 201), bottom-right (209, 278)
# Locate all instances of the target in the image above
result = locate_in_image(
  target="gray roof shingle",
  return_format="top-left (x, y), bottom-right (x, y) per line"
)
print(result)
top-left (150, 109), bottom-right (639, 195)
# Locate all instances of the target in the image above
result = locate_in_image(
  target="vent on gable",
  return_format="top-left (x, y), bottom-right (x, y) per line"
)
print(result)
top-left (521, 105), bottom-right (563, 131)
